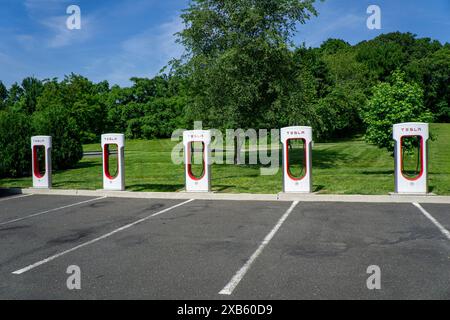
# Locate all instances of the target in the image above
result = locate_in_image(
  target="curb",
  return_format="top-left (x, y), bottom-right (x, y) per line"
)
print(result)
top-left (3, 187), bottom-right (450, 204)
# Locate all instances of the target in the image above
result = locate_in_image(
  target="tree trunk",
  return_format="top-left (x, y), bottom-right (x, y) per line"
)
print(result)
top-left (234, 136), bottom-right (238, 165)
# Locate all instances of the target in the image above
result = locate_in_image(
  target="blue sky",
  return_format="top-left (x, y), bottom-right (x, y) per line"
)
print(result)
top-left (0, 0), bottom-right (448, 87)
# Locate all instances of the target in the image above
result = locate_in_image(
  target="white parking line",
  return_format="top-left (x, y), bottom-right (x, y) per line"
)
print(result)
top-left (219, 201), bottom-right (299, 295)
top-left (0, 194), bottom-right (33, 202)
top-left (12, 198), bottom-right (194, 275)
top-left (0, 196), bottom-right (107, 226)
top-left (413, 202), bottom-right (450, 241)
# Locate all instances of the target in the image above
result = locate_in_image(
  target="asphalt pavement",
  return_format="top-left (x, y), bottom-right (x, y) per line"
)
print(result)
top-left (0, 193), bottom-right (449, 299)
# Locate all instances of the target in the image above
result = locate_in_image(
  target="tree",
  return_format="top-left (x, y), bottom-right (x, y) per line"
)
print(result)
top-left (175, 0), bottom-right (320, 162)
top-left (32, 104), bottom-right (83, 170)
top-left (319, 38), bottom-right (350, 55)
top-left (18, 77), bottom-right (44, 114)
top-left (0, 81), bottom-right (7, 110)
top-left (59, 74), bottom-right (108, 143)
top-left (355, 32), bottom-right (443, 83)
top-left (275, 65), bottom-right (319, 131)
top-left (315, 84), bottom-right (366, 139)
top-left (273, 47), bottom-right (325, 137)
top-left (406, 47), bottom-right (450, 122)
top-left (178, 0), bottom-right (319, 57)
top-left (0, 110), bottom-right (32, 177)
top-left (362, 70), bottom-right (433, 152)
top-left (6, 83), bottom-right (23, 109)
top-left (356, 37), bottom-right (406, 83)
top-left (293, 46), bottom-right (332, 98)
top-left (316, 46), bottom-right (370, 138)
top-left (104, 85), bottom-right (135, 134)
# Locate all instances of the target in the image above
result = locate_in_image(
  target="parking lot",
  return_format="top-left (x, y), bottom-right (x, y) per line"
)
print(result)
top-left (0, 191), bottom-right (449, 299)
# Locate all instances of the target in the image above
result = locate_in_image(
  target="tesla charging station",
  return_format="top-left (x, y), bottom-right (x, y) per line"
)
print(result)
top-left (102, 133), bottom-right (125, 191)
top-left (393, 122), bottom-right (429, 194)
top-left (31, 136), bottom-right (52, 188)
top-left (281, 126), bottom-right (313, 193)
top-left (183, 130), bottom-right (211, 192)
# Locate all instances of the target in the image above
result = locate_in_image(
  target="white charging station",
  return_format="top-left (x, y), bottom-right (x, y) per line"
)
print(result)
top-left (393, 122), bottom-right (429, 194)
top-left (281, 126), bottom-right (313, 193)
top-left (102, 133), bottom-right (125, 191)
top-left (183, 130), bottom-right (211, 192)
top-left (31, 136), bottom-right (52, 188)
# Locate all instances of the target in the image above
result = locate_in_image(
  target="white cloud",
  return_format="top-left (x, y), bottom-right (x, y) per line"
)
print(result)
top-left (15, 34), bottom-right (37, 51)
top-left (24, 0), bottom-right (94, 48)
top-left (40, 14), bottom-right (94, 48)
top-left (123, 16), bottom-right (183, 59)
top-left (87, 15), bottom-right (185, 86)
top-left (297, 13), bottom-right (366, 47)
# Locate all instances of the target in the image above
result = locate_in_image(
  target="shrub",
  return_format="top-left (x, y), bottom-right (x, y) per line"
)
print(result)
top-left (362, 70), bottom-right (433, 152)
top-left (32, 105), bottom-right (83, 170)
top-left (0, 110), bottom-right (32, 177)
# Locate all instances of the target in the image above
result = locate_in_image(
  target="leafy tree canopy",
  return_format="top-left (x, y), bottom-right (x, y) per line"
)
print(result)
top-left (362, 70), bottom-right (433, 152)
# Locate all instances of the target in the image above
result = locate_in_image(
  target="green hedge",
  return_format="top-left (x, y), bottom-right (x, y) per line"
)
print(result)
top-left (0, 110), bottom-right (32, 177)
top-left (0, 106), bottom-right (83, 178)
top-left (32, 105), bottom-right (83, 170)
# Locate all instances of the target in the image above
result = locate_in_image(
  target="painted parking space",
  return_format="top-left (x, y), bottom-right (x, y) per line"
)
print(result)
top-left (229, 202), bottom-right (450, 299)
top-left (0, 197), bottom-right (184, 276)
top-left (1, 200), bottom-right (291, 299)
top-left (1, 196), bottom-right (450, 299)
top-left (0, 195), bottom-right (99, 225)
top-left (418, 204), bottom-right (450, 232)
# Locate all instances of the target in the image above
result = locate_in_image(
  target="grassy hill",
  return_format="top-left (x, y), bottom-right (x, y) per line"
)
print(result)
top-left (1, 124), bottom-right (449, 195)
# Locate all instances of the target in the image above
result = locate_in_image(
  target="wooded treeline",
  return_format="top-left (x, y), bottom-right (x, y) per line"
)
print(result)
top-left (0, 0), bottom-right (449, 177)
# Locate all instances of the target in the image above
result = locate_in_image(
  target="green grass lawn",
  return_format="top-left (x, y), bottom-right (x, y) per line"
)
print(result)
top-left (1, 124), bottom-right (450, 195)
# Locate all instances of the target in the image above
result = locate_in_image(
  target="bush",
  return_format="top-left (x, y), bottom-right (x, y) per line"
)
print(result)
top-left (362, 70), bottom-right (433, 152)
top-left (142, 97), bottom-right (186, 138)
top-left (125, 118), bottom-right (144, 139)
top-left (123, 97), bottom-right (186, 139)
top-left (32, 105), bottom-right (83, 170)
top-left (315, 86), bottom-right (366, 140)
top-left (0, 110), bottom-right (32, 177)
